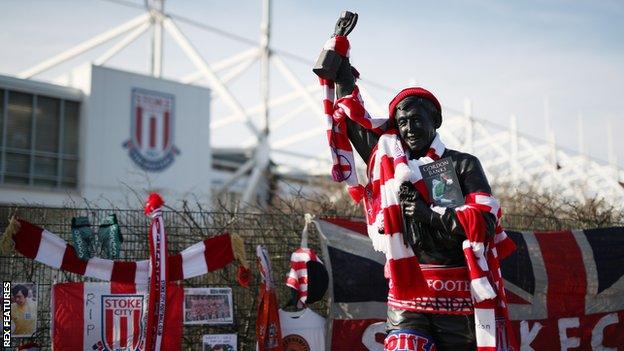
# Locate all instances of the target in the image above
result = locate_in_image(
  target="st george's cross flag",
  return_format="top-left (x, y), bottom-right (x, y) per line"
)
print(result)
top-left (316, 218), bottom-right (624, 351)
top-left (51, 282), bottom-right (183, 351)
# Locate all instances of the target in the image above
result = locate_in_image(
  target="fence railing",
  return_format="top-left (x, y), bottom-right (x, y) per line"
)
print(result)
top-left (1, 205), bottom-right (621, 350)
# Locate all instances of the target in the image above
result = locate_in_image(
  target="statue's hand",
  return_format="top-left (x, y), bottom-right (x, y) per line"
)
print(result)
top-left (411, 196), bottom-right (434, 224)
top-left (313, 11), bottom-right (357, 81)
top-left (400, 182), bottom-right (434, 224)
top-left (334, 11), bottom-right (358, 37)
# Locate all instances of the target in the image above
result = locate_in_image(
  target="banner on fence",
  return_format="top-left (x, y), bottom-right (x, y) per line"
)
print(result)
top-left (316, 218), bottom-right (624, 351)
top-left (52, 282), bottom-right (183, 351)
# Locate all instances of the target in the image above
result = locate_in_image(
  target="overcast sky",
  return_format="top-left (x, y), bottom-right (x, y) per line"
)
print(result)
top-left (1, 0), bottom-right (623, 168)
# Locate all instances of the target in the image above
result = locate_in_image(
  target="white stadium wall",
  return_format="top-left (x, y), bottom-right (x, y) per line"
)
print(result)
top-left (0, 65), bottom-right (212, 207)
top-left (80, 65), bottom-right (212, 207)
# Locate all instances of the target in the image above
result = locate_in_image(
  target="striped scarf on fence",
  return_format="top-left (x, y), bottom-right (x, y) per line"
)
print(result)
top-left (0, 218), bottom-right (247, 284)
top-left (285, 247), bottom-right (324, 308)
top-left (144, 194), bottom-right (168, 351)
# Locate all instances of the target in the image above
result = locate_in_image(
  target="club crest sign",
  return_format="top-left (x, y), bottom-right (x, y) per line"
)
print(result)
top-left (124, 88), bottom-right (179, 171)
top-left (100, 295), bottom-right (145, 351)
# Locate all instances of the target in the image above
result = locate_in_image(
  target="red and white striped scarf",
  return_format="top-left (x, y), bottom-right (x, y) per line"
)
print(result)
top-left (319, 35), bottom-right (517, 350)
top-left (285, 247), bottom-right (323, 308)
top-left (456, 194), bottom-right (517, 350)
top-left (0, 217), bottom-right (243, 283)
top-left (144, 193), bottom-right (167, 351)
top-left (320, 35), bottom-right (388, 203)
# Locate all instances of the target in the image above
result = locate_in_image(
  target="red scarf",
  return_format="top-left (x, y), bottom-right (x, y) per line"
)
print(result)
top-left (144, 193), bottom-right (168, 351)
top-left (256, 245), bottom-right (284, 351)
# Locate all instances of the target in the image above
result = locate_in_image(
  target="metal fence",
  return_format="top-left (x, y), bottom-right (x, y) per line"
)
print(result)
top-left (1, 204), bottom-right (622, 350)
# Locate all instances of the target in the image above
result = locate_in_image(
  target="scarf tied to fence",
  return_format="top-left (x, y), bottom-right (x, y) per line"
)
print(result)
top-left (144, 193), bottom-right (167, 351)
top-left (256, 245), bottom-right (284, 351)
top-left (319, 35), bottom-right (518, 350)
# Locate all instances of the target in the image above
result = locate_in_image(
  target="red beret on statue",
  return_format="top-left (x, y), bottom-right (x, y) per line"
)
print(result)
top-left (388, 87), bottom-right (442, 120)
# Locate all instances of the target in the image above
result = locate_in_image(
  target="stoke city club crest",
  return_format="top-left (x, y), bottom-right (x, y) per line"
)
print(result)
top-left (100, 295), bottom-right (145, 351)
top-left (124, 88), bottom-right (179, 171)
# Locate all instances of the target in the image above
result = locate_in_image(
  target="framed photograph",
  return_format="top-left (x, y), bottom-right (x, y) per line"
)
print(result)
top-left (11, 282), bottom-right (38, 337)
top-left (202, 334), bottom-right (237, 351)
top-left (184, 287), bottom-right (233, 325)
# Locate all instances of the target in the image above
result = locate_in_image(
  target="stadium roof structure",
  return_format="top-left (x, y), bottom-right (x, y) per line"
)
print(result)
top-left (11, 0), bottom-right (624, 207)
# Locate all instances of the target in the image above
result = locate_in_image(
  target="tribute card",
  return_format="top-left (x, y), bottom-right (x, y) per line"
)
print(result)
top-left (202, 334), bottom-right (237, 351)
top-left (184, 287), bottom-right (234, 325)
top-left (10, 282), bottom-right (38, 337)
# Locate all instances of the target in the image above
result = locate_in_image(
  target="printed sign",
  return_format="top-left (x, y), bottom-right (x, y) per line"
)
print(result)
top-left (124, 88), bottom-right (179, 171)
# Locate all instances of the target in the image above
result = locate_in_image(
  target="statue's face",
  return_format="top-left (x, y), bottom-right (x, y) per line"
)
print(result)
top-left (394, 103), bottom-right (437, 156)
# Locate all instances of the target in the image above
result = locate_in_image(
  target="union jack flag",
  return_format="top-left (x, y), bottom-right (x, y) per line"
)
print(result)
top-left (501, 229), bottom-right (624, 350)
top-left (316, 218), bottom-right (624, 351)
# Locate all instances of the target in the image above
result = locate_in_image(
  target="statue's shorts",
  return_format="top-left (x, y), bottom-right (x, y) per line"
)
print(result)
top-left (386, 307), bottom-right (476, 351)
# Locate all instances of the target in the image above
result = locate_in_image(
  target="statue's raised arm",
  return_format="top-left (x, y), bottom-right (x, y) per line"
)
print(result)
top-left (312, 11), bottom-right (357, 81)
top-left (313, 11), bottom-right (378, 161)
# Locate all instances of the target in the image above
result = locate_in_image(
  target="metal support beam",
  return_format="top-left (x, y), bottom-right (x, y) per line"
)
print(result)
top-left (242, 104), bottom-right (309, 147)
top-left (357, 85), bottom-right (385, 116)
top-left (151, 3), bottom-right (164, 77)
top-left (241, 0), bottom-right (271, 206)
top-left (259, 0), bottom-right (271, 134)
top-left (215, 157), bottom-right (256, 195)
top-left (18, 13), bottom-right (151, 78)
top-left (220, 56), bottom-right (259, 84)
top-left (163, 16), bottom-right (261, 137)
top-left (272, 127), bottom-right (325, 149)
top-left (211, 84), bottom-right (319, 130)
top-left (181, 48), bottom-right (259, 84)
top-left (272, 54), bottom-right (323, 118)
top-left (93, 21), bottom-right (151, 66)
top-left (241, 137), bottom-right (270, 204)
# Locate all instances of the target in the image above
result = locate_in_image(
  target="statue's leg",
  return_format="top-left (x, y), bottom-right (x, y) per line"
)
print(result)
top-left (385, 308), bottom-right (436, 351)
top-left (429, 314), bottom-right (476, 351)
